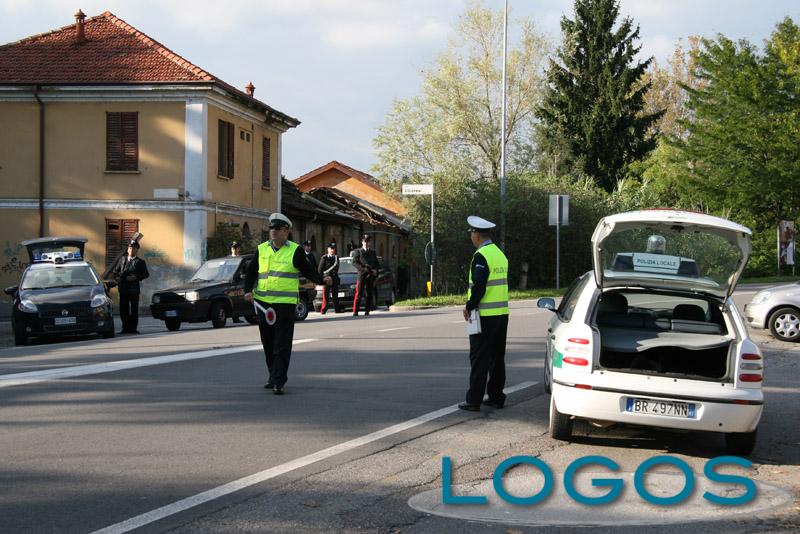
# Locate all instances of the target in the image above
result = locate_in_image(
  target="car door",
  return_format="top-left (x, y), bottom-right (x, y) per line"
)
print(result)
top-left (546, 273), bottom-right (590, 390)
top-left (231, 257), bottom-right (251, 317)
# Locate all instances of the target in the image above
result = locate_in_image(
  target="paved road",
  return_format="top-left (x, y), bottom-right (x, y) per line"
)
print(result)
top-left (1, 293), bottom-right (798, 533)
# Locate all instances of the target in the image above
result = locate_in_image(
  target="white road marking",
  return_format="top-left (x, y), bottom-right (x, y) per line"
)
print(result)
top-left (0, 339), bottom-right (318, 388)
top-left (375, 326), bottom-right (412, 332)
top-left (91, 380), bottom-right (538, 534)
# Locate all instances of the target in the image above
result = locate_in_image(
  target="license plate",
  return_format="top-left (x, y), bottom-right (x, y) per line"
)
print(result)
top-left (54, 316), bottom-right (77, 325)
top-left (338, 292), bottom-right (345, 298)
top-left (165, 310), bottom-right (178, 317)
top-left (625, 397), bottom-right (696, 419)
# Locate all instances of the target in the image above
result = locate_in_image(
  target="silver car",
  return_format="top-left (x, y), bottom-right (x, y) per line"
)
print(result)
top-left (744, 283), bottom-right (800, 341)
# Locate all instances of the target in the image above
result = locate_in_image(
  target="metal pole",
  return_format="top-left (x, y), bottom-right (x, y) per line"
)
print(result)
top-left (556, 196), bottom-right (561, 289)
top-left (499, 0), bottom-right (508, 250)
top-left (430, 190), bottom-right (434, 296)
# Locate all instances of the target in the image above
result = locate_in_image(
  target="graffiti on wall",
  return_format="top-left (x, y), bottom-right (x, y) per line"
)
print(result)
top-left (2, 241), bottom-right (28, 275)
top-left (143, 247), bottom-right (168, 266)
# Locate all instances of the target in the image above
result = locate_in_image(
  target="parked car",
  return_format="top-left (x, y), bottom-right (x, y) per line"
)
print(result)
top-left (536, 210), bottom-right (763, 455)
top-left (4, 237), bottom-right (115, 346)
top-left (150, 254), bottom-right (316, 330)
top-left (313, 255), bottom-right (396, 312)
top-left (744, 283), bottom-right (800, 341)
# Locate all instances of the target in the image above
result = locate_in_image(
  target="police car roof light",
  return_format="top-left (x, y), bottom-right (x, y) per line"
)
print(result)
top-left (35, 251), bottom-right (82, 264)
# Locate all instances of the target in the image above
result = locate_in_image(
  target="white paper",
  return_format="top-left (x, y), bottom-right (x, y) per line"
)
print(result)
top-left (465, 309), bottom-right (481, 336)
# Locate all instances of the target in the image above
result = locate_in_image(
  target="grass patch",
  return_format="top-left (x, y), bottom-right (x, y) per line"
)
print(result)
top-left (394, 288), bottom-right (566, 308)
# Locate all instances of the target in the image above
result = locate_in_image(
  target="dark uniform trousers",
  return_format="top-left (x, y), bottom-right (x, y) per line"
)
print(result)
top-left (353, 272), bottom-right (375, 312)
top-left (466, 314), bottom-right (509, 406)
top-left (256, 302), bottom-right (296, 387)
top-left (321, 275), bottom-right (340, 312)
top-left (119, 290), bottom-right (140, 332)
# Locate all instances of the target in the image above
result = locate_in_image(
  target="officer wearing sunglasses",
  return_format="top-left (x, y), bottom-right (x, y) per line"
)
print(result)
top-left (244, 213), bottom-right (332, 394)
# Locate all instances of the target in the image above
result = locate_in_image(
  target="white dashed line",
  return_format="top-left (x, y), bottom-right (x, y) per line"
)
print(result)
top-left (91, 380), bottom-right (538, 534)
top-left (375, 326), bottom-right (412, 332)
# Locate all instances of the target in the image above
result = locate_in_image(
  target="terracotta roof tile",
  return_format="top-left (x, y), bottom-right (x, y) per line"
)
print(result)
top-left (0, 11), bottom-right (215, 84)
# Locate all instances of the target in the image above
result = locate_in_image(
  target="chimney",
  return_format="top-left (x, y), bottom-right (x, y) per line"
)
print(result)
top-left (245, 82), bottom-right (255, 97)
top-left (75, 9), bottom-right (86, 43)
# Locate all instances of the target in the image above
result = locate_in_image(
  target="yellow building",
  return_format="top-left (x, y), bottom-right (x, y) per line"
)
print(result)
top-left (0, 10), bottom-right (298, 312)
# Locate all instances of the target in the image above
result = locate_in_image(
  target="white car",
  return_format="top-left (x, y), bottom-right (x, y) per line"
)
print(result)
top-left (744, 284), bottom-right (800, 342)
top-left (537, 210), bottom-right (763, 455)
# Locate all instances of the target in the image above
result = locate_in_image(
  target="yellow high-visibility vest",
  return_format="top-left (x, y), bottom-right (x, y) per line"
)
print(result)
top-left (254, 240), bottom-right (300, 305)
top-left (467, 243), bottom-right (509, 316)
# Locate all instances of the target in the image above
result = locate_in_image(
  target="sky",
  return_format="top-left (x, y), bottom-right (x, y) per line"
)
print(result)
top-left (1, 1), bottom-right (797, 180)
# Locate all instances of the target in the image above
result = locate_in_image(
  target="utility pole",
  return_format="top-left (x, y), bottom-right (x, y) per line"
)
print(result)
top-left (499, 0), bottom-right (508, 250)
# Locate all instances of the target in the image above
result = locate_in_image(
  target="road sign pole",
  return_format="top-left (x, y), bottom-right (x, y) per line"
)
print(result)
top-left (556, 197), bottom-right (561, 289)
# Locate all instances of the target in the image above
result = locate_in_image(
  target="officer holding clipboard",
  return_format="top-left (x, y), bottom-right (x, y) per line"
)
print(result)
top-left (459, 216), bottom-right (509, 411)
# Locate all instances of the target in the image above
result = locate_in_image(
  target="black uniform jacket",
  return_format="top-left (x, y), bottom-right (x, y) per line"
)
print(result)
top-left (318, 254), bottom-right (339, 277)
top-left (352, 248), bottom-right (380, 274)
top-left (244, 242), bottom-right (324, 294)
top-left (112, 255), bottom-right (149, 294)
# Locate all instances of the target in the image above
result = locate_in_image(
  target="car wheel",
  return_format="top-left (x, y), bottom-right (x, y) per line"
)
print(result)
top-left (768, 307), bottom-right (800, 342)
top-left (295, 298), bottom-right (309, 321)
top-left (385, 289), bottom-right (396, 308)
top-left (549, 395), bottom-right (572, 441)
top-left (13, 327), bottom-right (27, 346)
top-left (165, 318), bottom-right (182, 331)
top-left (725, 428), bottom-right (757, 456)
top-left (245, 315), bottom-right (258, 325)
top-left (211, 302), bottom-right (227, 328)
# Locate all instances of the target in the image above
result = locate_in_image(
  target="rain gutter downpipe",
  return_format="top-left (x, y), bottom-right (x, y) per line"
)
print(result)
top-left (33, 85), bottom-right (45, 237)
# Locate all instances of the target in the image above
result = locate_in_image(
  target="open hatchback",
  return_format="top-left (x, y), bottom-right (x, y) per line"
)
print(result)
top-left (538, 210), bottom-right (763, 455)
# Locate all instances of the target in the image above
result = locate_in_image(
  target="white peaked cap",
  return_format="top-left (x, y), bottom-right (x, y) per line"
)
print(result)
top-left (467, 216), bottom-right (496, 231)
top-left (269, 213), bottom-right (293, 228)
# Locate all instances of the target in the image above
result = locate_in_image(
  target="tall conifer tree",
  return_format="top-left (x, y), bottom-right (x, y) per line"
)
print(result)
top-left (537, 0), bottom-right (662, 192)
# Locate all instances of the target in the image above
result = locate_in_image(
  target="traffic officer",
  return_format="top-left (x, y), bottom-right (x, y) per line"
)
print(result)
top-left (317, 242), bottom-right (341, 314)
top-left (459, 216), bottom-right (509, 411)
top-left (244, 214), bottom-right (331, 394)
top-left (352, 234), bottom-right (380, 316)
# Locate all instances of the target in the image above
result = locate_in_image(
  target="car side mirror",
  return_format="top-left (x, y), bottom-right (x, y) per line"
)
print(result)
top-left (105, 280), bottom-right (117, 289)
top-left (4, 285), bottom-right (18, 296)
top-left (537, 297), bottom-right (556, 311)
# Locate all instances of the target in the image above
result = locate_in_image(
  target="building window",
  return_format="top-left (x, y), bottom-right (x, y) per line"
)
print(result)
top-left (218, 120), bottom-right (235, 178)
top-left (105, 218), bottom-right (139, 269)
top-left (106, 112), bottom-right (138, 171)
top-left (262, 137), bottom-right (271, 189)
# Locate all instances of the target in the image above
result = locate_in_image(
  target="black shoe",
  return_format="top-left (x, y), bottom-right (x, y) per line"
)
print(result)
top-left (365, 310), bottom-right (370, 316)
top-left (352, 312), bottom-right (358, 317)
top-left (482, 400), bottom-right (505, 409)
top-left (233, 318), bottom-right (243, 323)
top-left (264, 382), bottom-right (274, 389)
top-left (118, 331), bottom-right (127, 335)
top-left (273, 385), bottom-right (284, 395)
top-left (321, 308), bottom-right (327, 315)
top-left (130, 330), bottom-right (140, 335)
top-left (458, 402), bottom-right (480, 412)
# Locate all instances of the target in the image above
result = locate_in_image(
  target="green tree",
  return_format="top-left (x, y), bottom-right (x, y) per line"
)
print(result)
top-left (674, 18), bottom-right (800, 233)
top-left (537, 0), bottom-right (662, 192)
top-left (373, 1), bottom-right (549, 187)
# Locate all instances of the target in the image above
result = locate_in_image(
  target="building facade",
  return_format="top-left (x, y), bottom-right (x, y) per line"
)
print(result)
top-left (0, 11), bottom-right (298, 313)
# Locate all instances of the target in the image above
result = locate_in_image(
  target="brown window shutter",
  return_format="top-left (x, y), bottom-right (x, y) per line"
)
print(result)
top-left (105, 218), bottom-right (139, 269)
top-left (106, 112), bottom-right (138, 171)
top-left (227, 122), bottom-right (235, 178)
top-left (218, 120), bottom-right (226, 176)
top-left (262, 137), bottom-right (271, 189)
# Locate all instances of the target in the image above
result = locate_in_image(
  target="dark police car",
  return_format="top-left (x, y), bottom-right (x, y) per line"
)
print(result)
top-left (4, 237), bottom-right (115, 346)
top-left (150, 254), bottom-right (316, 331)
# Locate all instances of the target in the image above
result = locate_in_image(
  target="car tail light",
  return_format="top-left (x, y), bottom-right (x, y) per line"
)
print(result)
top-left (575, 384), bottom-right (592, 390)
top-left (563, 357), bottom-right (589, 366)
top-left (741, 353), bottom-right (761, 360)
top-left (739, 374), bottom-right (762, 382)
top-left (568, 338), bottom-right (590, 345)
